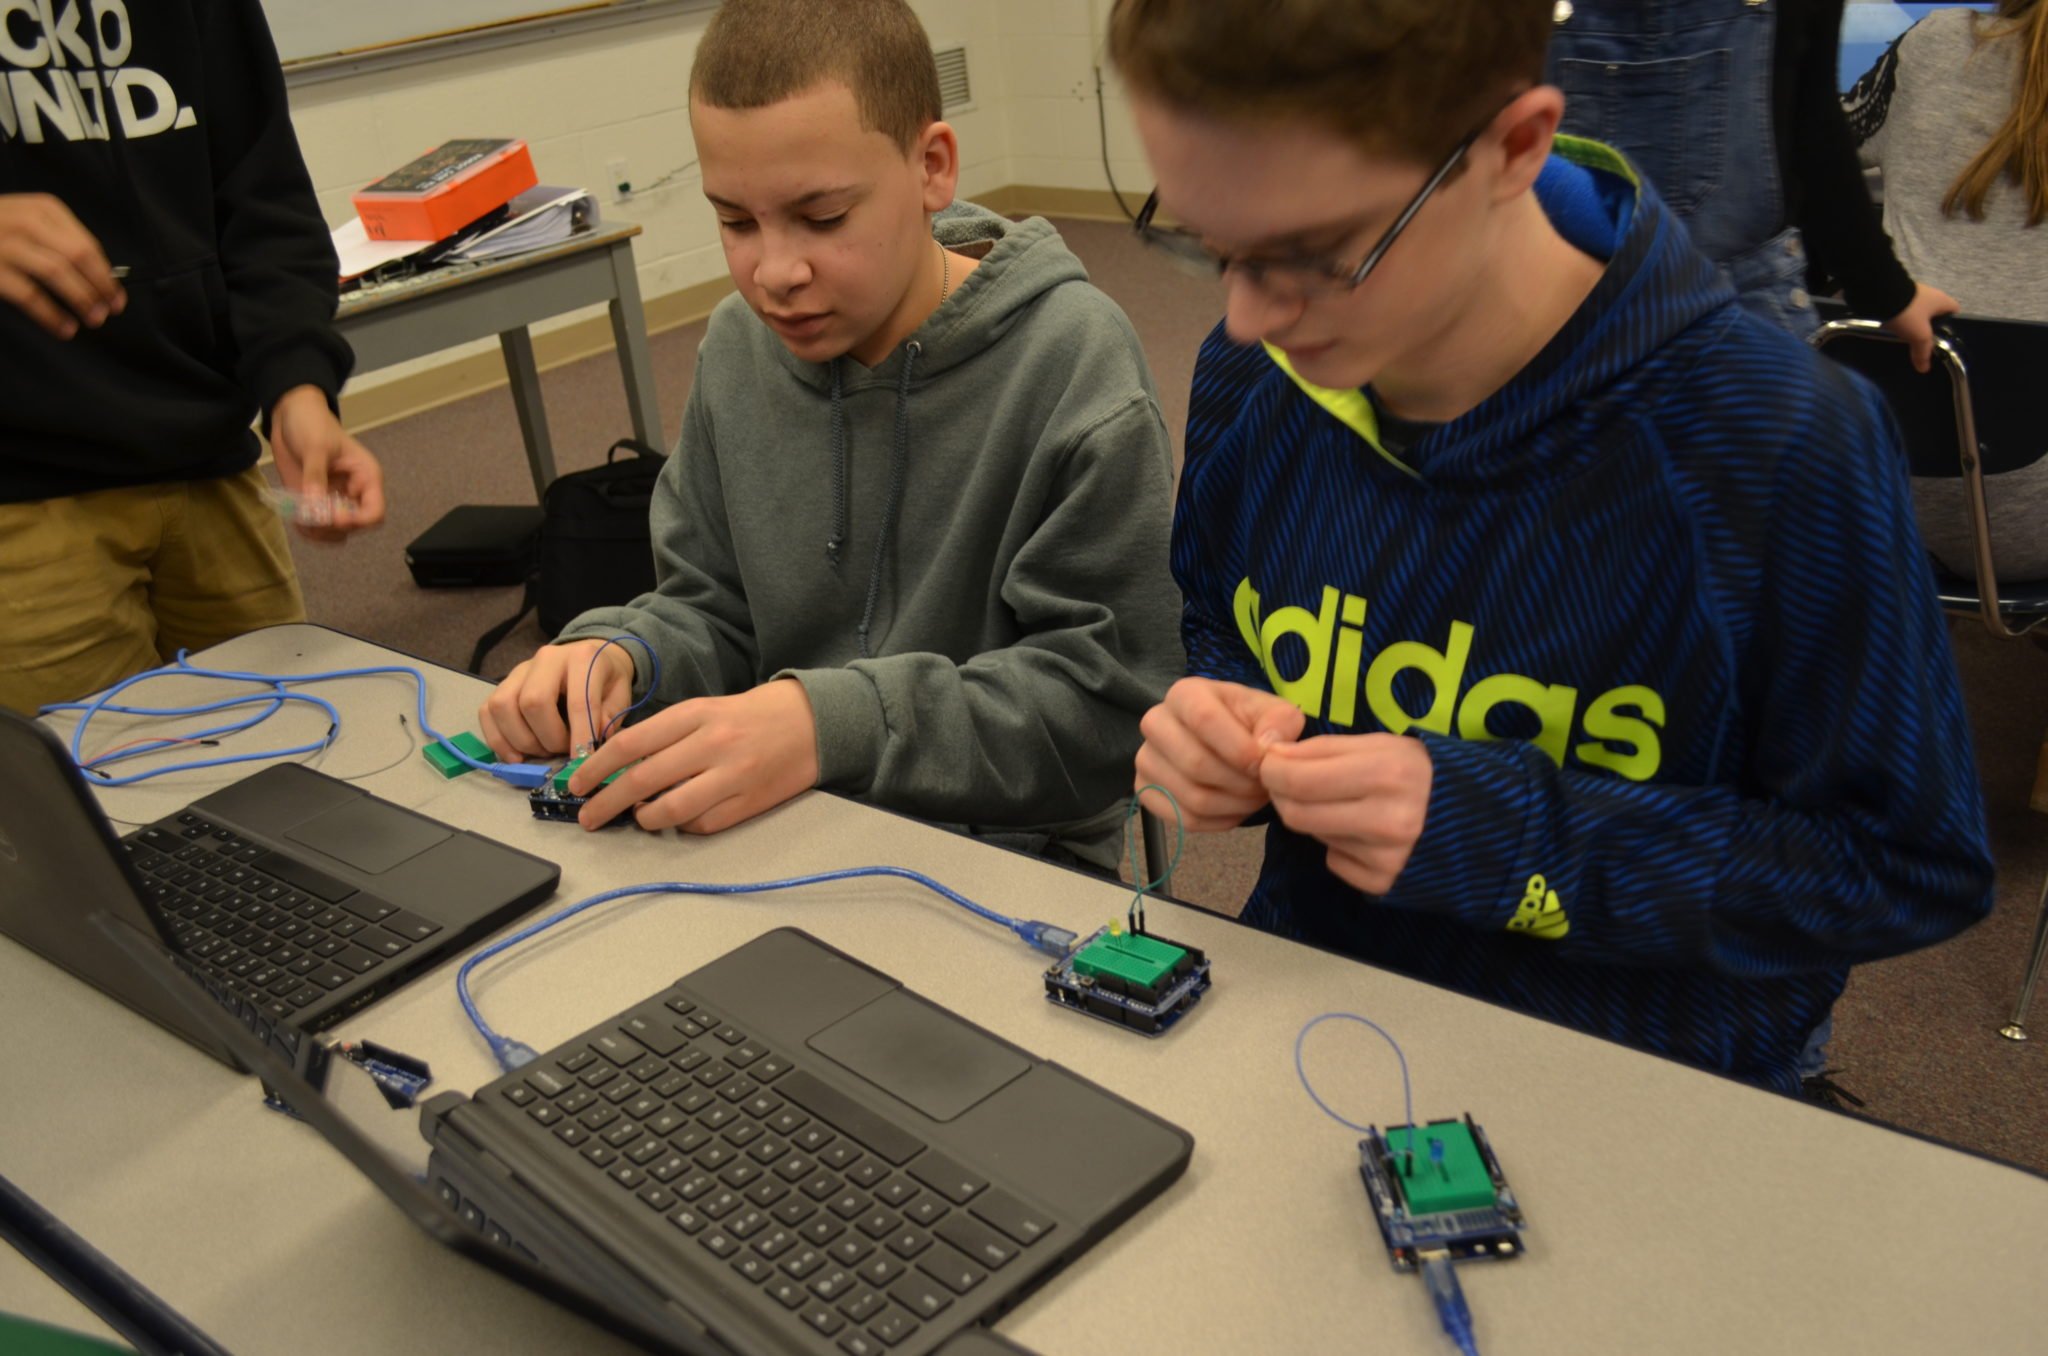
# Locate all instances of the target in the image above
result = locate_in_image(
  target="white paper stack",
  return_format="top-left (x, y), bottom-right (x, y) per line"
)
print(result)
top-left (444, 186), bottom-right (599, 262)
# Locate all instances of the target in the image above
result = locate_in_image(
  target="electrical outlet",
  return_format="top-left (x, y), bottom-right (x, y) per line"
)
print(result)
top-left (606, 157), bottom-right (632, 202)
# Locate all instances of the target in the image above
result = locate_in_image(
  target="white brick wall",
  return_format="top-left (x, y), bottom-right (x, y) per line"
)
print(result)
top-left (994, 0), bottom-right (1148, 196)
top-left (287, 0), bottom-right (1133, 392)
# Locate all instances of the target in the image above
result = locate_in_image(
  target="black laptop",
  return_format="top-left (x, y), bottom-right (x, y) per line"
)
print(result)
top-left (97, 912), bottom-right (1192, 1356)
top-left (0, 709), bottom-right (560, 1071)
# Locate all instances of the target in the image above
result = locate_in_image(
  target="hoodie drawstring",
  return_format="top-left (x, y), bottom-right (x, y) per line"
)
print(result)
top-left (825, 360), bottom-right (849, 564)
top-left (856, 341), bottom-right (919, 659)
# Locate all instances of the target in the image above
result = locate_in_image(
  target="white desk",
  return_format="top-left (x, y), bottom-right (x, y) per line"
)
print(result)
top-left (337, 224), bottom-right (665, 497)
top-left (4, 625), bottom-right (2045, 1354)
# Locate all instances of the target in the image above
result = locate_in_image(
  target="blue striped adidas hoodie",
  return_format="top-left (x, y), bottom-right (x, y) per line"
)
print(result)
top-left (1175, 139), bottom-right (1994, 1093)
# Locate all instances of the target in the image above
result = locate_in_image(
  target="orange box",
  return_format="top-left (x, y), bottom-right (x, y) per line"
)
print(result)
top-left (353, 138), bottom-right (539, 242)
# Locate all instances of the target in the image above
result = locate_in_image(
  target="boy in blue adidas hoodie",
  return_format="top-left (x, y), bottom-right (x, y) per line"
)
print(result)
top-left (1110, 0), bottom-right (1994, 1094)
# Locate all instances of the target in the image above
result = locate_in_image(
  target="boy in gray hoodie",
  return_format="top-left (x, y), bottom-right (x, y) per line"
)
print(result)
top-left (478, 0), bottom-right (1182, 871)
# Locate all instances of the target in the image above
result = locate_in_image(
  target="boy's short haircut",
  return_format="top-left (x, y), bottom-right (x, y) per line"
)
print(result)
top-left (1108, 0), bottom-right (1555, 164)
top-left (690, 0), bottom-right (943, 150)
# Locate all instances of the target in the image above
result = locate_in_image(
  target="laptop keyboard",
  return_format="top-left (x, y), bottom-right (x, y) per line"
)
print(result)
top-left (120, 811), bottom-right (441, 1034)
top-left (488, 991), bottom-right (1058, 1354)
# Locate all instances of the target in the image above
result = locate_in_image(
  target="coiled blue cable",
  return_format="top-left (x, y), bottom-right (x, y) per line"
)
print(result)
top-left (42, 654), bottom-right (433, 786)
top-left (43, 651), bottom-right (537, 788)
top-left (1294, 1011), bottom-right (1415, 1140)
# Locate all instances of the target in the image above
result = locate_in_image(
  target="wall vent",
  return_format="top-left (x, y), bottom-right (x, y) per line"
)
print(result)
top-left (934, 43), bottom-right (973, 115)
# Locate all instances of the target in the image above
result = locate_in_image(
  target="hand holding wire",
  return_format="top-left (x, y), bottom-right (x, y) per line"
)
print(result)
top-left (1261, 732), bottom-right (1434, 895)
top-left (568, 679), bottom-right (819, 835)
top-left (1134, 677), bottom-right (1305, 832)
top-left (479, 638), bottom-right (640, 762)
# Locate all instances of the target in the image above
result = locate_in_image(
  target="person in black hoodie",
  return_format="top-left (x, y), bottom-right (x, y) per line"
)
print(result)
top-left (0, 0), bottom-right (385, 714)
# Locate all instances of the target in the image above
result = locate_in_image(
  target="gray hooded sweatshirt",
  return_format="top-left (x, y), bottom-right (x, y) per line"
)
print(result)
top-left (558, 204), bottom-right (1184, 868)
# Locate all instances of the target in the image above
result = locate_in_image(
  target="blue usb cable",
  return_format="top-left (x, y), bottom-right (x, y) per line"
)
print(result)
top-left (37, 636), bottom-right (661, 793)
top-left (456, 869), bottom-right (1079, 1071)
top-left (1420, 1252), bottom-right (1480, 1356)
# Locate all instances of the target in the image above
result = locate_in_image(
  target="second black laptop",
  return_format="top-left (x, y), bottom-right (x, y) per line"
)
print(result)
top-left (418, 927), bottom-right (1194, 1356)
top-left (93, 905), bottom-right (1194, 1356)
top-left (0, 709), bottom-right (560, 1070)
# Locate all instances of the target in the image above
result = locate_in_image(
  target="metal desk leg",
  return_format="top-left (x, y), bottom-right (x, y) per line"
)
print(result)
top-left (1999, 871), bottom-right (2048, 1040)
top-left (498, 325), bottom-right (558, 498)
top-left (607, 240), bottom-right (665, 451)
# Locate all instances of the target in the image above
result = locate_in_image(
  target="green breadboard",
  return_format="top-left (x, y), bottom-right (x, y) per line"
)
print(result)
top-left (0, 1313), bottom-right (133, 1354)
top-left (1383, 1120), bottom-right (1498, 1215)
top-left (422, 731), bottom-right (494, 778)
top-left (1071, 930), bottom-right (1187, 990)
top-left (551, 755), bottom-right (624, 794)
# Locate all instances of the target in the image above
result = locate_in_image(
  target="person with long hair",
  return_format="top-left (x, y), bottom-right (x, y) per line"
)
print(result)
top-left (1848, 1), bottom-right (2048, 582)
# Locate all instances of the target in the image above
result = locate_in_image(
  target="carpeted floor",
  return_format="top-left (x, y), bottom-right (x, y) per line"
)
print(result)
top-left (293, 218), bottom-right (2048, 1177)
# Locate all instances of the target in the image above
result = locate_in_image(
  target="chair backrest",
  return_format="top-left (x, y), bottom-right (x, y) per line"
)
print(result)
top-left (1942, 315), bottom-right (2048, 478)
top-left (1812, 313), bottom-right (2048, 479)
top-left (1811, 313), bottom-right (2048, 638)
top-left (1814, 326), bottom-right (1969, 478)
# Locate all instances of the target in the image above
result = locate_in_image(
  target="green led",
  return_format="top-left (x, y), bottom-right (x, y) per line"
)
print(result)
top-left (422, 731), bottom-right (494, 779)
top-left (1384, 1121), bottom-right (1497, 1215)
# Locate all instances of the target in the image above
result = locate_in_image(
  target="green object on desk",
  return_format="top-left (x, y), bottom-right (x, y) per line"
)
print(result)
top-left (422, 731), bottom-right (494, 778)
top-left (551, 755), bottom-right (624, 795)
top-left (1071, 929), bottom-right (1187, 991)
top-left (1385, 1120), bottom-right (1497, 1215)
top-left (0, 1313), bottom-right (132, 1354)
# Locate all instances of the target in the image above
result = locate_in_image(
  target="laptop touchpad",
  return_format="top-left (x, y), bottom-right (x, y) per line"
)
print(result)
top-left (808, 992), bottom-right (1030, 1123)
top-left (284, 800), bottom-right (451, 874)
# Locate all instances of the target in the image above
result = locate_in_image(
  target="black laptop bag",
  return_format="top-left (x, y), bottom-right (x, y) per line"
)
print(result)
top-left (468, 438), bottom-right (667, 673)
top-left (404, 505), bottom-right (545, 587)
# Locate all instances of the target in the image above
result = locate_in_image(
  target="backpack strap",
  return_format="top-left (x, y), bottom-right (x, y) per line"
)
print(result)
top-left (469, 575), bottom-right (539, 675)
top-left (608, 437), bottom-right (665, 463)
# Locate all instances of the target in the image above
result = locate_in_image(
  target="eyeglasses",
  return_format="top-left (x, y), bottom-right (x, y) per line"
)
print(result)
top-left (1134, 120), bottom-right (1491, 298)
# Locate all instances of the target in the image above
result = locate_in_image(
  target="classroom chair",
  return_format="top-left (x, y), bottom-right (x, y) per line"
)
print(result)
top-left (1811, 314), bottom-right (2048, 1040)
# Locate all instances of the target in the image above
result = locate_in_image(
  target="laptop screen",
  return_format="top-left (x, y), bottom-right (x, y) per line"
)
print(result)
top-left (0, 711), bottom-right (245, 1067)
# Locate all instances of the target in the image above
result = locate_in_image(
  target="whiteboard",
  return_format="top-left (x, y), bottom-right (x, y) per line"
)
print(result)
top-left (261, 0), bottom-right (713, 77)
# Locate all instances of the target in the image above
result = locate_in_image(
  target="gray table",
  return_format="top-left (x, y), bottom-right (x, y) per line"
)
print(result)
top-left (4, 625), bottom-right (2046, 1354)
top-left (337, 223), bottom-right (665, 497)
